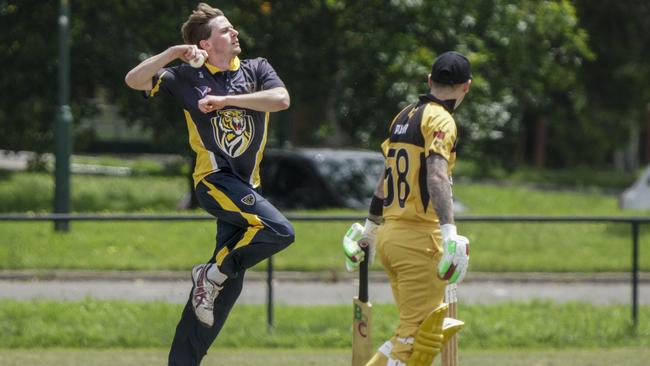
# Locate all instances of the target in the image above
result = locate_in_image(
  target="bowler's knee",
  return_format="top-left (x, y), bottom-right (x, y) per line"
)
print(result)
top-left (276, 220), bottom-right (295, 247)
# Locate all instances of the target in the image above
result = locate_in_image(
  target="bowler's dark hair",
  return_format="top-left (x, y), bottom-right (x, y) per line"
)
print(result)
top-left (181, 3), bottom-right (224, 45)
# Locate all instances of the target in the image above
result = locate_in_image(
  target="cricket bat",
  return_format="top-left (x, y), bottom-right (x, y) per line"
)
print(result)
top-left (441, 284), bottom-right (459, 366)
top-left (352, 245), bottom-right (373, 366)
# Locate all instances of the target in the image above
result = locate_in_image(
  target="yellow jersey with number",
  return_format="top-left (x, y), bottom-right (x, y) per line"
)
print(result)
top-left (380, 94), bottom-right (458, 225)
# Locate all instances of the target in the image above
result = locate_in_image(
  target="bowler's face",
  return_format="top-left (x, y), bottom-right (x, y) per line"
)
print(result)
top-left (206, 16), bottom-right (240, 56)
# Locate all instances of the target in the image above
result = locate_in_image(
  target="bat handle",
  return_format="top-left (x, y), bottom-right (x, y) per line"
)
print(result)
top-left (359, 245), bottom-right (369, 302)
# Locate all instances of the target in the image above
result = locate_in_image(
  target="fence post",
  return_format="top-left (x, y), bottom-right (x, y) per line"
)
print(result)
top-left (54, 0), bottom-right (72, 232)
top-left (267, 255), bottom-right (274, 332)
top-left (632, 222), bottom-right (639, 331)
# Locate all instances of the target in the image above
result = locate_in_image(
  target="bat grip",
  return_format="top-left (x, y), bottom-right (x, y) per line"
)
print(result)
top-left (359, 245), bottom-right (369, 302)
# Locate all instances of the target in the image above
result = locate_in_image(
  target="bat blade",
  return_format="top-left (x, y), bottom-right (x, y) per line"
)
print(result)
top-left (352, 244), bottom-right (372, 366)
top-left (352, 296), bottom-right (373, 366)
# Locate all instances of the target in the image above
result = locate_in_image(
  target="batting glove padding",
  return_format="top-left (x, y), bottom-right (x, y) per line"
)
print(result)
top-left (437, 224), bottom-right (470, 284)
top-left (342, 222), bottom-right (365, 271)
top-left (358, 218), bottom-right (379, 265)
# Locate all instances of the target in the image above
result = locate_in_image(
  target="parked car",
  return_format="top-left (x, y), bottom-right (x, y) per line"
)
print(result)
top-left (619, 164), bottom-right (650, 210)
top-left (260, 148), bottom-right (385, 209)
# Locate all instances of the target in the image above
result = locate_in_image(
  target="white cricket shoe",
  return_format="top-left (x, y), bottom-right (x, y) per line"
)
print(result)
top-left (191, 263), bottom-right (223, 327)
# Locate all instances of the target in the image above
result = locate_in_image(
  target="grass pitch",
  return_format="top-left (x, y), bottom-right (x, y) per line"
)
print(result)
top-left (1, 348), bottom-right (649, 366)
top-left (2, 300), bottom-right (648, 349)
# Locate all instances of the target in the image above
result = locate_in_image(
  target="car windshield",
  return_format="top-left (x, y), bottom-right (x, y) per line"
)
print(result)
top-left (312, 152), bottom-right (385, 206)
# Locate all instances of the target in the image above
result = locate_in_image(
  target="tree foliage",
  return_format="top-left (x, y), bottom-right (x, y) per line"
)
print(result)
top-left (1, 0), bottom-right (645, 170)
top-left (573, 0), bottom-right (650, 167)
top-left (0, 1), bottom-right (58, 152)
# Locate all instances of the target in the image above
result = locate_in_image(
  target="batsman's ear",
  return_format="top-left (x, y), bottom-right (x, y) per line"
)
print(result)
top-left (427, 74), bottom-right (433, 88)
top-left (462, 79), bottom-right (472, 93)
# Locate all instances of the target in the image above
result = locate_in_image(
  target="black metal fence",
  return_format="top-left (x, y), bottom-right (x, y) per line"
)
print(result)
top-left (0, 213), bottom-right (646, 330)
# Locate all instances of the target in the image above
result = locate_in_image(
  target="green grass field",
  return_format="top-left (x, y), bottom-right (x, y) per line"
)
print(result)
top-left (1, 300), bottom-right (648, 365)
top-left (0, 170), bottom-right (635, 215)
top-left (1, 172), bottom-right (649, 272)
top-left (1, 169), bottom-right (650, 361)
top-left (1, 300), bottom-right (648, 349)
top-left (2, 348), bottom-right (650, 366)
top-left (1, 219), bottom-right (648, 272)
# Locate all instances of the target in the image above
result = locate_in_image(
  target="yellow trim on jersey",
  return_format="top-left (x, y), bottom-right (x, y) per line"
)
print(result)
top-left (250, 112), bottom-right (270, 188)
top-left (420, 103), bottom-right (457, 173)
top-left (184, 110), bottom-right (218, 186)
top-left (149, 70), bottom-right (168, 97)
top-left (205, 56), bottom-right (241, 74)
top-left (202, 179), bottom-right (265, 265)
top-left (214, 225), bottom-right (261, 265)
top-left (202, 180), bottom-right (264, 228)
top-left (215, 246), bottom-right (229, 265)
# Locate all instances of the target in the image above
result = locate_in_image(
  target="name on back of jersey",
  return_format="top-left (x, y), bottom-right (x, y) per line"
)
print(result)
top-left (394, 123), bottom-right (409, 135)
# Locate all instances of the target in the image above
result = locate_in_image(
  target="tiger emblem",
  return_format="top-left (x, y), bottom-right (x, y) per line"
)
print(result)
top-left (211, 109), bottom-right (254, 157)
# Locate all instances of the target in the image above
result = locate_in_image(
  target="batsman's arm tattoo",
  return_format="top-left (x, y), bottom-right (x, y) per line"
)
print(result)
top-left (426, 153), bottom-right (454, 225)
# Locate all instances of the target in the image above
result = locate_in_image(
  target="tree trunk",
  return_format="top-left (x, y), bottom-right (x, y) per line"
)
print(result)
top-left (533, 116), bottom-right (547, 169)
top-left (645, 103), bottom-right (650, 164)
top-left (289, 105), bottom-right (309, 146)
top-left (322, 69), bottom-right (349, 146)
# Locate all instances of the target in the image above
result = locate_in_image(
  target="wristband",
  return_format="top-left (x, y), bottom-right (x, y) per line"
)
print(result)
top-left (363, 218), bottom-right (379, 238)
top-left (369, 195), bottom-right (383, 217)
top-left (440, 224), bottom-right (457, 240)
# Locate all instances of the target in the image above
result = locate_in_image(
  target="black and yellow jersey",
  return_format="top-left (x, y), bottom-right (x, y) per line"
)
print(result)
top-left (380, 94), bottom-right (458, 225)
top-left (149, 57), bottom-right (285, 188)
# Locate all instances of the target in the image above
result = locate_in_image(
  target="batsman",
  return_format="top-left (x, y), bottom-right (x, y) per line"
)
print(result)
top-left (349, 51), bottom-right (472, 366)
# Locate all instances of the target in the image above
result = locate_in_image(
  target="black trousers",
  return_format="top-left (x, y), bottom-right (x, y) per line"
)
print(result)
top-left (168, 171), bottom-right (295, 366)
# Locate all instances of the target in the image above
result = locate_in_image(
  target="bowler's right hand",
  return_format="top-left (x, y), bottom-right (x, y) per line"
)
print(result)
top-left (198, 95), bottom-right (228, 113)
top-left (173, 45), bottom-right (208, 65)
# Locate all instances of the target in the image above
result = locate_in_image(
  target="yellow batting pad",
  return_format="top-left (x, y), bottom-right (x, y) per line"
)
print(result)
top-left (419, 303), bottom-right (448, 332)
top-left (413, 332), bottom-right (443, 350)
top-left (442, 317), bottom-right (464, 342)
top-left (406, 303), bottom-right (448, 366)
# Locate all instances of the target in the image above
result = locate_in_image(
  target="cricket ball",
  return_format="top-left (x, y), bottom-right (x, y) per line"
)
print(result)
top-left (189, 53), bottom-right (205, 68)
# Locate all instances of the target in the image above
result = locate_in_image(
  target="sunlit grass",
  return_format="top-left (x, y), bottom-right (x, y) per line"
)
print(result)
top-left (0, 300), bottom-right (648, 349)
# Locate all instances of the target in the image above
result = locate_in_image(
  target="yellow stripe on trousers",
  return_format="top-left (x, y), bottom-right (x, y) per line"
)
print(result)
top-left (203, 179), bottom-right (264, 265)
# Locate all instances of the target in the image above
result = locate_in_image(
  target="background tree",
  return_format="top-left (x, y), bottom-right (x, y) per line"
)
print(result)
top-left (573, 0), bottom-right (650, 171)
top-left (3, 0), bottom-right (638, 175)
top-left (0, 1), bottom-right (59, 153)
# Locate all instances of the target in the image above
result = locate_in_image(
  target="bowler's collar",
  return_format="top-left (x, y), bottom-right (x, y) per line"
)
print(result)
top-left (205, 56), bottom-right (240, 74)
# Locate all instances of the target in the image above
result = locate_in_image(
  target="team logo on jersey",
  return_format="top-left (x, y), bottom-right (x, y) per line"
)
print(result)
top-left (195, 86), bottom-right (211, 97)
top-left (211, 109), bottom-right (255, 158)
top-left (241, 193), bottom-right (256, 206)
